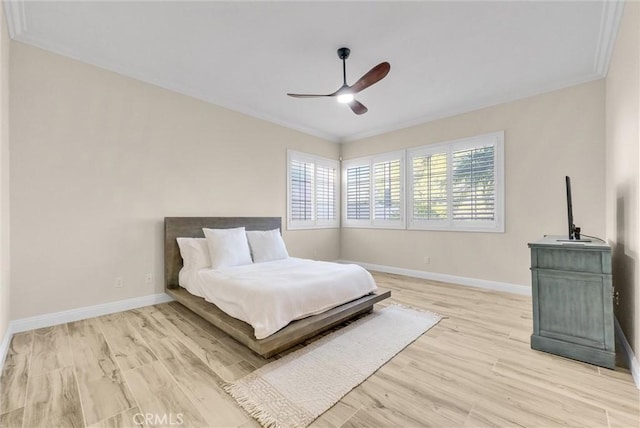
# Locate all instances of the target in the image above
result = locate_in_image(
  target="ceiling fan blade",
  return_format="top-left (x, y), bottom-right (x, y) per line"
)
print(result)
top-left (349, 62), bottom-right (390, 94)
top-left (287, 93), bottom-right (334, 98)
top-left (348, 100), bottom-right (368, 115)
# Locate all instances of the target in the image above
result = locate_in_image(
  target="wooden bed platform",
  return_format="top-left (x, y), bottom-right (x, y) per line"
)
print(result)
top-left (164, 217), bottom-right (390, 358)
top-left (166, 287), bottom-right (390, 358)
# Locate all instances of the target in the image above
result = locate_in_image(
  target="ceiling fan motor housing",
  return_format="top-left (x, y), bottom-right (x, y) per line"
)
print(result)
top-left (337, 47), bottom-right (351, 60)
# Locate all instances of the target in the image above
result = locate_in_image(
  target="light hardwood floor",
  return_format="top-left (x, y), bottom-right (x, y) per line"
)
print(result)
top-left (0, 272), bottom-right (638, 427)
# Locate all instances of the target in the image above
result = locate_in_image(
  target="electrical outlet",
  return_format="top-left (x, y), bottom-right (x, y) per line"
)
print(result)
top-left (423, 256), bottom-right (431, 264)
top-left (145, 273), bottom-right (153, 284)
top-left (115, 277), bottom-right (124, 288)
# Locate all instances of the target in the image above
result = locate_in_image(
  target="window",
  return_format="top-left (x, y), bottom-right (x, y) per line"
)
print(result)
top-left (345, 164), bottom-right (370, 221)
top-left (287, 150), bottom-right (339, 229)
top-left (342, 151), bottom-right (405, 228)
top-left (408, 131), bottom-right (504, 232)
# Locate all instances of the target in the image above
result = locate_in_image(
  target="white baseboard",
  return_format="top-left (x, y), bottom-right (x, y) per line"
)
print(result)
top-left (10, 293), bottom-right (175, 334)
top-left (0, 324), bottom-right (13, 376)
top-left (340, 260), bottom-right (639, 387)
top-left (614, 317), bottom-right (640, 390)
top-left (0, 293), bottom-right (175, 373)
top-left (337, 260), bottom-right (531, 296)
top-left (0, 292), bottom-right (174, 376)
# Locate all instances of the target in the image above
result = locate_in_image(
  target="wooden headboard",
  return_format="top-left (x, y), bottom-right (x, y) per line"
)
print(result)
top-left (164, 217), bottom-right (282, 289)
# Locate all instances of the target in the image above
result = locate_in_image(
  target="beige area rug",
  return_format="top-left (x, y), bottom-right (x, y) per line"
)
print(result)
top-left (223, 304), bottom-right (442, 428)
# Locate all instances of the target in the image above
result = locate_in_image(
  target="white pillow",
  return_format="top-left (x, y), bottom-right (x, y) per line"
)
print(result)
top-left (246, 229), bottom-right (289, 263)
top-left (203, 227), bottom-right (253, 269)
top-left (176, 237), bottom-right (211, 270)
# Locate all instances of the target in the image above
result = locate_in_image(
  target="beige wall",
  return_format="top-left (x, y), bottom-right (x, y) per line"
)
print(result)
top-left (0, 6), bottom-right (10, 344)
top-left (10, 42), bottom-right (340, 320)
top-left (605, 2), bottom-right (640, 360)
top-left (341, 80), bottom-right (606, 287)
top-left (2, 26), bottom-right (621, 338)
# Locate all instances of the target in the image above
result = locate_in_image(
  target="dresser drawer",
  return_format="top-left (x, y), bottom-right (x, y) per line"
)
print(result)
top-left (532, 247), bottom-right (611, 274)
top-left (532, 270), bottom-right (612, 349)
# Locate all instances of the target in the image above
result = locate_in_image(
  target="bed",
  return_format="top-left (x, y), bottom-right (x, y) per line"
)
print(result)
top-left (164, 217), bottom-right (391, 358)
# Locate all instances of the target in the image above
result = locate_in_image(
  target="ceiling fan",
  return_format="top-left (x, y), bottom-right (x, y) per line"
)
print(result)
top-left (287, 47), bottom-right (390, 115)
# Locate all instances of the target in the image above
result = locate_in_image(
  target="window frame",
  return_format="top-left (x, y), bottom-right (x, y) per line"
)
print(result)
top-left (407, 131), bottom-right (504, 233)
top-left (342, 150), bottom-right (406, 229)
top-left (287, 150), bottom-right (340, 230)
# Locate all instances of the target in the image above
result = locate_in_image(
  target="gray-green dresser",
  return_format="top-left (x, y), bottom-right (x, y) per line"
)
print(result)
top-left (529, 236), bottom-right (615, 369)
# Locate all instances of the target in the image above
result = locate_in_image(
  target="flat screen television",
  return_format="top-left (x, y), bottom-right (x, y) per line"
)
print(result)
top-left (563, 176), bottom-right (590, 242)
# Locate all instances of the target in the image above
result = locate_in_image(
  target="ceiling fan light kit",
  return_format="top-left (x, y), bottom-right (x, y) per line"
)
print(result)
top-left (337, 93), bottom-right (354, 104)
top-left (287, 47), bottom-right (390, 115)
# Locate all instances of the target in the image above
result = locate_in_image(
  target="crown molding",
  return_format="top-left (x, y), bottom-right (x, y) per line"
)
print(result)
top-left (594, 0), bottom-right (625, 76)
top-left (11, 32), bottom-right (341, 143)
top-left (3, 0), bottom-right (26, 39)
top-left (340, 73), bottom-right (603, 143)
top-left (5, 0), bottom-right (622, 144)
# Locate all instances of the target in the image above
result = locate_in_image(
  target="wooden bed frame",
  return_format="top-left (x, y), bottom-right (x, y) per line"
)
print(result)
top-left (164, 217), bottom-right (391, 358)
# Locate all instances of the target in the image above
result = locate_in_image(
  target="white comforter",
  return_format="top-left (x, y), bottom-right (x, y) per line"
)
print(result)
top-left (179, 258), bottom-right (377, 339)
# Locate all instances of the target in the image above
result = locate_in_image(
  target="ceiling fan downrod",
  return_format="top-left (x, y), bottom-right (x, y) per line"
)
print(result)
top-left (338, 47), bottom-right (350, 87)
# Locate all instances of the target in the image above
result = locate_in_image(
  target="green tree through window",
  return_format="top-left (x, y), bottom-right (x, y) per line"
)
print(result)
top-left (412, 153), bottom-right (448, 220)
top-left (452, 146), bottom-right (495, 221)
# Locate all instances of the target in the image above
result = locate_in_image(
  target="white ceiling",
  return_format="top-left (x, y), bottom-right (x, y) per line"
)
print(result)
top-left (4, 1), bottom-right (623, 142)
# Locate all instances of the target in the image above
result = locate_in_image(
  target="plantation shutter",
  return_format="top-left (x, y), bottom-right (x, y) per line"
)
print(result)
top-left (411, 152), bottom-right (448, 221)
top-left (290, 159), bottom-right (314, 221)
top-left (373, 159), bottom-right (401, 220)
top-left (287, 150), bottom-right (339, 229)
top-left (451, 145), bottom-right (495, 221)
top-left (343, 151), bottom-right (404, 228)
top-left (316, 165), bottom-right (336, 221)
top-left (408, 131), bottom-right (503, 231)
top-left (346, 165), bottom-right (371, 220)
